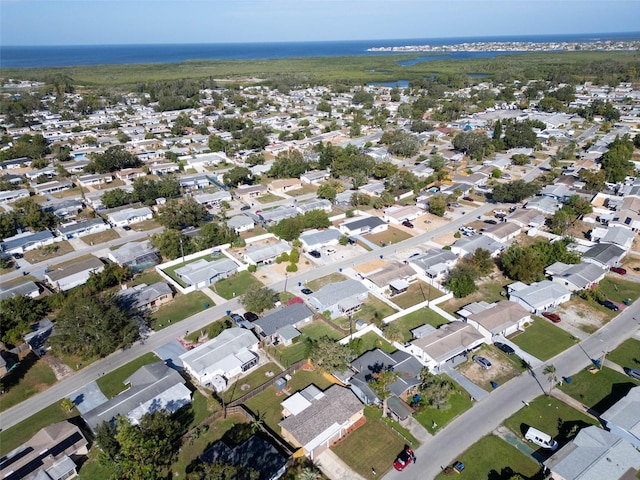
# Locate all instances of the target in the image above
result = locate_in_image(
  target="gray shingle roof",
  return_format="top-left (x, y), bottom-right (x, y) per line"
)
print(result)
top-left (254, 303), bottom-right (313, 336)
top-left (308, 279), bottom-right (368, 311)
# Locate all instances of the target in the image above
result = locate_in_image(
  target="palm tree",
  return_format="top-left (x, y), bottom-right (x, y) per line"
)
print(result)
top-left (543, 364), bottom-right (557, 396)
top-left (250, 411), bottom-right (265, 434)
top-left (298, 467), bottom-right (323, 480)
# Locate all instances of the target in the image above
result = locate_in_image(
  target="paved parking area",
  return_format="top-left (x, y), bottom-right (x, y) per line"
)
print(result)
top-left (68, 381), bottom-right (108, 414)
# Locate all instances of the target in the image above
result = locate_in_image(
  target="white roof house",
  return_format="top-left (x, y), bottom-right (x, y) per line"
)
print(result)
top-left (507, 280), bottom-right (571, 314)
top-left (543, 426), bottom-right (640, 480)
top-left (458, 300), bottom-right (531, 341)
top-left (545, 261), bottom-right (606, 292)
top-left (107, 206), bottom-right (153, 227)
top-left (299, 228), bottom-right (342, 251)
top-left (227, 214), bottom-right (255, 233)
top-left (179, 328), bottom-right (260, 389)
top-left (243, 241), bottom-right (291, 265)
top-left (174, 257), bottom-right (238, 289)
top-left (307, 279), bottom-right (369, 319)
top-left (600, 386), bottom-right (640, 450)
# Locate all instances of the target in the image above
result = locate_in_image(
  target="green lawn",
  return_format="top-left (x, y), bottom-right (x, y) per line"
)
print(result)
top-left (130, 270), bottom-right (163, 287)
top-left (0, 403), bottom-right (77, 456)
top-left (503, 395), bottom-right (597, 449)
top-left (348, 331), bottom-right (396, 356)
top-left (558, 366), bottom-right (640, 414)
top-left (244, 369), bottom-right (333, 433)
top-left (211, 270), bottom-right (264, 300)
top-left (151, 291), bottom-right (212, 330)
top-left (435, 435), bottom-right (540, 480)
top-left (332, 408), bottom-right (410, 480)
top-left (23, 240), bottom-right (75, 263)
top-left (365, 226), bottom-right (413, 247)
top-left (0, 353), bottom-right (57, 412)
top-left (598, 276), bottom-right (640, 304)
top-left (80, 228), bottom-right (121, 245)
top-left (413, 375), bottom-right (473, 434)
top-left (305, 272), bottom-right (347, 291)
top-left (439, 279), bottom-right (507, 316)
top-left (267, 321), bottom-right (344, 367)
top-left (221, 362), bottom-right (284, 404)
top-left (96, 352), bottom-right (160, 398)
top-left (391, 307), bottom-right (450, 342)
top-left (606, 338), bottom-right (640, 371)
top-left (509, 318), bottom-right (577, 361)
top-left (333, 296), bottom-right (397, 329)
top-left (255, 193), bottom-right (285, 204)
top-left (390, 281), bottom-right (444, 309)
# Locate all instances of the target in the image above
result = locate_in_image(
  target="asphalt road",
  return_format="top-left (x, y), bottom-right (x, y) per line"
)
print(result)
top-left (0, 203), bottom-right (497, 430)
top-left (383, 304), bottom-right (640, 480)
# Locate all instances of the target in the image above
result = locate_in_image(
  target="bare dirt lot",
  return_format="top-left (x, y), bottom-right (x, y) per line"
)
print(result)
top-left (457, 351), bottom-right (511, 384)
top-left (556, 302), bottom-right (607, 333)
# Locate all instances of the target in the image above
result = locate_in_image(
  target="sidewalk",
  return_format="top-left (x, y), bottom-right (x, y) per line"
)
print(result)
top-left (200, 287), bottom-right (227, 306)
top-left (549, 389), bottom-right (599, 420)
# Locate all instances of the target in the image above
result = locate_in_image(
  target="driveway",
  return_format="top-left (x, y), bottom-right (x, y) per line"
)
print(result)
top-left (441, 364), bottom-right (488, 402)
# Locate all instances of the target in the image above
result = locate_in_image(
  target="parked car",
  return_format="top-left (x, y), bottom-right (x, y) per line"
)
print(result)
top-left (462, 196), bottom-right (474, 202)
top-left (472, 355), bottom-right (492, 370)
top-left (624, 367), bottom-right (640, 381)
top-left (301, 288), bottom-right (313, 295)
top-left (542, 312), bottom-right (561, 323)
top-left (229, 313), bottom-right (244, 325)
top-left (484, 219), bottom-right (498, 225)
top-left (402, 220), bottom-right (414, 228)
top-left (393, 447), bottom-right (416, 471)
top-left (12, 252), bottom-right (23, 259)
top-left (610, 266), bottom-right (627, 275)
top-left (601, 300), bottom-right (619, 311)
top-left (240, 205), bottom-right (251, 211)
top-left (494, 342), bottom-right (515, 355)
top-left (243, 311), bottom-right (259, 322)
top-left (122, 225), bottom-right (131, 231)
top-left (309, 250), bottom-right (321, 258)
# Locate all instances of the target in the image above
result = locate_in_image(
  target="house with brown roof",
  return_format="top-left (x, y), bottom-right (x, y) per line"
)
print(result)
top-left (457, 300), bottom-right (531, 341)
top-left (268, 178), bottom-right (303, 194)
top-left (480, 222), bottom-right (522, 243)
top-left (0, 420), bottom-right (88, 480)
top-left (279, 384), bottom-right (363, 460)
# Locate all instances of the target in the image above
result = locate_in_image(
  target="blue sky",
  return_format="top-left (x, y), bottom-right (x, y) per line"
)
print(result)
top-left (2, 0), bottom-right (639, 46)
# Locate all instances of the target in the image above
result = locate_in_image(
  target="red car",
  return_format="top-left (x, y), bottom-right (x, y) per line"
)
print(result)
top-left (393, 447), bottom-right (416, 471)
top-left (542, 312), bottom-right (561, 323)
top-left (462, 196), bottom-right (474, 202)
top-left (610, 266), bottom-right (627, 275)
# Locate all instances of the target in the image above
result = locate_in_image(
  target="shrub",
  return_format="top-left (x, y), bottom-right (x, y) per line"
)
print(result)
top-left (286, 263), bottom-right (298, 273)
top-left (247, 265), bottom-right (257, 273)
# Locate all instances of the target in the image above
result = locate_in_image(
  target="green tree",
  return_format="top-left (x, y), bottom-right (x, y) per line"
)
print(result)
top-left (268, 150), bottom-right (308, 178)
top-left (0, 295), bottom-right (48, 346)
top-left (373, 162), bottom-right (398, 180)
top-left (369, 368), bottom-right (399, 417)
top-left (240, 286), bottom-right (277, 313)
top-left (500, 245), bottom-right (545, 283)
top-left (420, 369), bottom-right (454, 409)
top-left (491, 180), bottom-right (540, 203)
top-left (86, 145), bottom-right (142, 173)
top-left (196, 222), bottom-right (240, 250)
top-left (156, 198), bottom-right (208, 229)
top-left (60, 398), bottom-right (75, 412)
top-left (503, 121), bottom-right (537, 149)
top-left (470, 248), bottom-right (494, 276)
top-left (50, 289), bottom-right (139, 359)
top-left (316, 183), bottom-right (337, 202)
top-left (151, 229), bottom-right (195, 260)
top-left (86, 263), bottom-right (132, 292)
top-left (444, 263), bottom-right (479, 298)
top-left (208, 134), bottom-right (229, 152)
top-left (309, 336), bottom-right (352, 373)
top-left (452, 131), bottom-right (491, 159)
top-left (13, 198), bottom-right (57, 231)
top-left (543, 364), bottom-right (558, 396)
top-left (223, 166), bottom-right (252, 186)
top-left (511, 154), bottom-right (530, 166)
top-left (94, 421), bottom-right (120, 460)
top-left (386, 170), bottom-right (418, 194)
top-left (428, 194), bottom-right (447, 217)
top-left (102, 188), bottom-right (134, 209)
top-left (600, 134), bottom-right (634, 182)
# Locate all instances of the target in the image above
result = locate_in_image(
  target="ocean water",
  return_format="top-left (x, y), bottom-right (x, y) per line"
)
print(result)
top-left (1, 32), bottom-right (639, 68)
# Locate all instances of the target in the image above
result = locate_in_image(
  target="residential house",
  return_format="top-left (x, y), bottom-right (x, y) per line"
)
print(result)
top-left (0, 421), bottom-right (88, 480)
top-left (545, 261), bottom-right (606, 292)
top-left (590, 225), bottom-right (636, 251)
top-left (174, 257), bottom-right (238, 289)
top-left (295, 198), bottom-right (332, 214)
top-left (0, 156), bottom-right (31, 170)
top-left (334, 190), bottom-right (355, 207)
top-left (268, 178), bottom-right (303, 194)
top-left (0, 188), bottom-right (30, 204)
top-left (481, 222), bottom-right (522, 243)
top-left (117, 282), bottom-right (173, 312)
top-left (82, 362), bottom-right (192, 432)
top-left (525, 196), bottom-right (561, 215)
top-left (258, 206), bottom-right (299, 225)
top-left (180, 174), bottom-right (211, 190)
top-left (253, 303), bottom-right (314, 345)
top-left (507, 208), bottom-right (546, 229)
top-left (45, 198), bottom-right (84, 219)
top-left (149, 162), bottom-right (180, 175)
top-left (300, 170), bottom-right (330, 185)
top-left (0, 281), bottom-right (40, 301)
top-left (115, 168), bottom-right (146, 181)
top-left (452, 172), bottom-right (489, 188)
top-left (450, 234), bottom-right (506, 258)
top-left (31, 180), bottom-right (74, 196)
top-left (193, 191), bottom-right (232, 207)
top-left (0, 230), bottom-right (57, 254)
top-left (200, 435), bottom-right (287, 480)
top-left (583, 243), bottom-right (626, 269)
top-left (279, 384), bottom-right (364, 460)
top-left (244, 241), bottom-right (291, 266)
top-left (543, 426), bottom-right (640, 480)
top-left (507, 280), bottom-right (571, 314)
top-left (407, 249), bottom-right (459, 282)
top-left (360, 261), bottom-right (417, 297)
top-left (45, 256), bottom-right (105, 292)
top-left (457, 300), bottom-right (531, 341)
top-left (76, 173), bottom-right (113, 188)
top-left (540, 184), bottom-right (573, 201)
top-left (299, 228), bottom-right (342, 251)
top-left (107, 206), bottom-right (153, 227)
top-left (343, 349), bottom-right (423, 406)
top-left (179, 328), bottom-right (260, 390)
top-left (227, 214), bottom-right (255, 233)
top-left (405, 321), bottom-right (485, 371)
top-left (358, 181), bottom-right (385, 197)
top-left (383, 205), bottom-right (422, 225)
top-left (307, 279), bottom-right (369, 318)
top-left (236, 184), bottom-right (266, 200)
top-left (108, 240), bottom-right (161, 271)
top-left (339, 216), bottom-right (388, 236)
top-left (57, 218), bottom-right (110, 239)
top-left (600, 386), bottom-right (640, 449)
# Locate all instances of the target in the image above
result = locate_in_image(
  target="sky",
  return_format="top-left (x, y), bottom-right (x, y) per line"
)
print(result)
top-left (2, 0), bottom-right (640, 46)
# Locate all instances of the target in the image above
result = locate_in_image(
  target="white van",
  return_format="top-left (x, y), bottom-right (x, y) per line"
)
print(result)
top-left (524, 427), bottom-right (558, 451)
